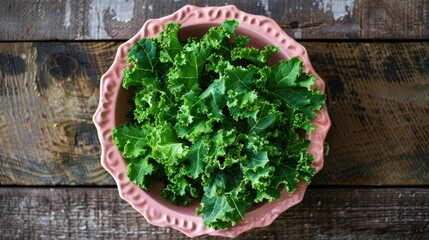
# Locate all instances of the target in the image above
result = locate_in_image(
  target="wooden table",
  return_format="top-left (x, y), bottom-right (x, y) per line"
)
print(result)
top-left (1, 0), bottom-right (428, 239)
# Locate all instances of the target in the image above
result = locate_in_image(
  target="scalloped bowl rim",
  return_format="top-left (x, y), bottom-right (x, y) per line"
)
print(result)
top-left (93, 5), bottom-right (331, 238)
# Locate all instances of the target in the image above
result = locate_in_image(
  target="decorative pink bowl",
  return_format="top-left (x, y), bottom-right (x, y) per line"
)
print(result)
top-left (93, 5), bottom-right (331, 238)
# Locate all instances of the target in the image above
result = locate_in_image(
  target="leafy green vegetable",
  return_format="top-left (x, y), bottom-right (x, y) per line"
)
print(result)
top-left (112, 19), bottom-right (326, 230)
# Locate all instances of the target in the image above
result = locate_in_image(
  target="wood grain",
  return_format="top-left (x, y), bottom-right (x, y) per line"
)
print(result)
top-left (1, 42), bottom-right (428, 186)
top-left (1, 187), bottom-right (428, 239)
top-left (0, 42), bottom-right (117, 185)
top-left (0, 0), bottom-right (428, 40)
top-left (308, 41), bottom-right (429, 185)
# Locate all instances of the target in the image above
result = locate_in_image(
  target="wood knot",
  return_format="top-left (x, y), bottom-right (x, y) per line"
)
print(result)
top-left (34, 43), bottom-right (99, 98)
top-left (47, 54), bottom-right (78, 81)
top-left (290, 21), bottom-right (300, 29)
top-left (53, 121), bottom-right (100, 147)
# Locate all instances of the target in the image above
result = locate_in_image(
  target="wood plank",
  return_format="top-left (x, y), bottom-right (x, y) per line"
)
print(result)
top-left (1, 41), bottom-right (428, 186)
top-left (0, 42), bottom-right (117, 185)
top-left (0, 0), bottom-right (428, 40)
top-left (1, 187), bottom-right (428, 239)
top-left (307, 41), bottom-right (429, 185)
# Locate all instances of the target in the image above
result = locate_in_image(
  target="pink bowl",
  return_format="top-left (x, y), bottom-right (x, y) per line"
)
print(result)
top-left (93, 5), bottom-right (331, 238)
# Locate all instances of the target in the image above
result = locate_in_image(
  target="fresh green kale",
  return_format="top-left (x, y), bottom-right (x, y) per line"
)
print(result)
top-left (113, 19), bottom-right (326, 230)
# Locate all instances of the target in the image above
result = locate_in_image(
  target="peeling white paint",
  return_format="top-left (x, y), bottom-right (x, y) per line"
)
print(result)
top-left (88, 0), bottom-right (135, 39)
top-left (293, 28), bottom-right (302, 39)
top-left (258, 0), bottom-right (271, 17)
top-left (142, 3), bottom-right (153, 12)
top-left (19, 198), bottom-right (28, 209)
top-left (111, 0), bottom-right (135, 22)
top-left (319, 0), bottom-right (355, 21)
top-left (75, 33), bottom-right (84, 40)
top-left (88, 1), bottom-right (111, 39)
top-left (64, 0), bottom-right (71, 30)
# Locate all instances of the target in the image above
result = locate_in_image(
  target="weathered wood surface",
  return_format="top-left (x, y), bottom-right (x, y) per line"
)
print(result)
top-left (0, 42), bottom-right (117, 185)
top-left (1, 187), bottom-right (428, 239)
top-left (1, 41), bottom-right (428, 186)
top-left (308, 41), bottom-right (429, 186)
top-left (1, 0), bottom-right (428, 41)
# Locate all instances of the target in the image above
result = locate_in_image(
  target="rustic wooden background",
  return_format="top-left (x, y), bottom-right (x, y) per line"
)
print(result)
top-left (1, 0), bottom-right (428, 239)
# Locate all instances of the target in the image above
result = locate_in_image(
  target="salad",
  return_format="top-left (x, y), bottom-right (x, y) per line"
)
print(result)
top-left (113, 19), bottom-right (326, 230)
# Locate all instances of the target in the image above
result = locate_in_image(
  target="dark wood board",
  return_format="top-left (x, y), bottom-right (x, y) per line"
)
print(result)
top-left (1, 187), bottom-right (428, 239)
top-left (307, 41), bottom-right (429, 186)
top-left (0, 42), bottom-right (118, 185)
top-left (1, 41), bottom-right (428, 186)
top-left (0, 0), bottom-right (428, 41)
